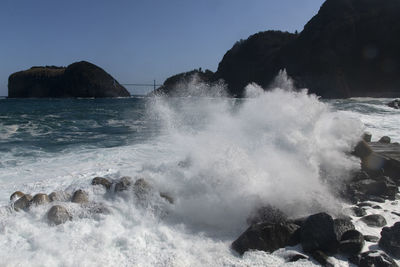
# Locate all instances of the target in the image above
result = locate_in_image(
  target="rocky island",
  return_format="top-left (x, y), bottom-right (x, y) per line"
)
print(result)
top-left (8, 61), bottom-right (130, 98)
top-left (153, 0), bottom-right (400, 98)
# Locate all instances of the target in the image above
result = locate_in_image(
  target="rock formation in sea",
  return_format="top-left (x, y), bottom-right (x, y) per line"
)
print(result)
top-left (8, 61), bottom-right (130, 98)
top-left (154, 0), bottom-right (400, 98)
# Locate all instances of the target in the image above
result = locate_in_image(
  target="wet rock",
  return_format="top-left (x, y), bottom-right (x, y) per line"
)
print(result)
top-left (300, 213), bottom-right (354, 253)
top-left (353, 140), bottom-right (373, 159)
top-left (346, 206), bottom-right (367, 217)
top-left (348, 176), bottom-right (398, 201)
top-left (47, 205), bottom-right (71, 225)
top-left (231, 222), bottom-right (300, 255)
top-left (13, 194), bottom-right (33, 211)
top-left (247, 205), bottom-right (288, 225)
top-left (339, 230), bottom-right (365, 255)
top-left (363, 132), bottom-right (372, 142)
top-left (49, 191), bottom-right (71, 202)
top-left (360, 214), bottom-right (387, 227)
top-left (282, 251), bottom-right (308, 262)
top-left (388, 99), bottom-right (400, 109)
top-left (91, 177), bottom-right (112, 190)
top-left (31, 193), bottom-right (50, 206)
top-left (372, 205), bottom-right (382, 209)
top-left (311, 250), bottom-right (334, 267)
top-left (159, 192), bottom-right (174, 204)
top-left (379, 222), bottom-right (400, 257)
top-left (71, 189), bottom-right (89, 204)
top-left (367, 196), bottom-right (386, 203)
top-left (352, 171), bottom-right (370, 182)
top-left (10, 191), bottom-right (24, 201)
top-left (364, 235), bottom-right (379, 242)
top-left (351, 250), bottom-right (399, 267)
top-left (134, 178), bottom-right (152, 199)
top-left (379, 136), bottom-right (391, 144)
top-left (114, 176), bottom-right (132, 192)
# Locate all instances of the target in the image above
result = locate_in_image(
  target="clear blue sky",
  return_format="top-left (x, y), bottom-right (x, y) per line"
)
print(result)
top-left (0, 0), bottom-right (325, 95)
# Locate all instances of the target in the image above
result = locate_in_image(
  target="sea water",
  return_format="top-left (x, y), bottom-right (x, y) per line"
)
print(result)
top-left (0, 81), bottom-right (399, 266)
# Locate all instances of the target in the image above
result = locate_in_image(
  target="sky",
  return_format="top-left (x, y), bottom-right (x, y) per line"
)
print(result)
top-left (0, 0), bottom-right (325, 96)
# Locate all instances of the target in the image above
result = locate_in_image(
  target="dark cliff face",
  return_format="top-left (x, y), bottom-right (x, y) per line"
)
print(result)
top-left (8, 61), bottom-right (130, 98)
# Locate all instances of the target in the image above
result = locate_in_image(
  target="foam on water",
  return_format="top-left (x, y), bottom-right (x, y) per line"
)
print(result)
top-left (0, 74), bottom-right (381, 266)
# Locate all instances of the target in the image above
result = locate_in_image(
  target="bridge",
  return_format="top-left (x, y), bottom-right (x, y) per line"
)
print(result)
top-left (121, 80), bottom-right (162, 95)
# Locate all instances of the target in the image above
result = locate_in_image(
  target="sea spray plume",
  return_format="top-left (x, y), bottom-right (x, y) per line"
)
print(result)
top-left (146, 75), bottom-right (364, 235)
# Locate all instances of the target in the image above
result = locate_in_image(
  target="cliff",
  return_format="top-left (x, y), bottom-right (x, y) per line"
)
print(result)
top-left (8, 61), bottom-right (130, 98)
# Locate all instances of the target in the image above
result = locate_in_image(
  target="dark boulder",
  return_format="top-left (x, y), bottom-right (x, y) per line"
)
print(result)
top-left (115, 176), bottom-right (133, 192)
top-left (379, 136), bottom-right (392, 144)
top-left (351, 250), bottom-right (399, 267)
top-left (231, 222), bottom-right (300, 255)
top-left (300, 213), bottom-right (354, 253)
top-left (8, 61), bottom-right (130, 98)
top-left (339, 229), bottom-right (365, 255)
top-left (311, 250), bottom-right (335, 267)
top-left (71, 189), bottom-right (89, 204)
top-left (13, 194), bottom-right (33, 211)
top-left (10, 191), bottom-right (25, 201)
top-left (31, 193), bottom-right (50, 206)
top-left (47, 205), bottom-right (71, 225)
top-left (388, 99), bottom-right (400, 109)
top-left (364, 235), bottom-right (379, 243)
top-left (379, 222), bottom-right (400, 257)
top-left (49, 191), bottom-right (71, 202)
top-left (363, 132), bottom-right (372, 142)
top-left (246, 205), bottom-right (288, 225)
top-left (345, 206), bottom-right (367, 217)
top-left (283, 252), bottom-right (309, 262)
top-left (360, 214), bottom-right (387, 227)
top-left (91, 177), bottom-right (112, 190)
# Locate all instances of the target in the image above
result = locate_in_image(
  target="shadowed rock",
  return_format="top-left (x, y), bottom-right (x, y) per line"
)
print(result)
top-left (311, 250), bottom-right (335, 267)
top-left (31, 193), bottom-right (50, 206)
top-left (388, 99), bottom-right (400, 109)
top-left (360, 214), bottom-right (387, 227)
top-left (364, 235), bottom-right (379, 243)
top-left (71, 189), bottom-right (89, 204)
top-left (13, 194), bottom-right (33, 211)
top-left (115, 176), bottom-right (133, 192)
top-left (91, 177), bottom-right (112, 190)
top-left (339, 229), bottom-right (365, 255)
top-left (350, 250), bottom-right (398, 267)
top-left (49, 191), bottom-right (71, 202)
top-left (47, 205), bottom-right (71, 225)
top-left (379, 222), bottom-right (400, 257)
top-left (10, 191), bottom-right (24, 201)
top-left (379, 136), bottom-right (391, 144)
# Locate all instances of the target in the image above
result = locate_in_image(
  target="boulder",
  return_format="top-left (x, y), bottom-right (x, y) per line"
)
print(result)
top-left (49, 191), bottom-right (71, 202)
top-left (47, 205), bottom-right (71, 225)
top-left (282, 252), bottom-right (309, 262)
top-left (364, 235), bottom-right (379, 243)
top-left (379, 222), bottom-right (400, 257)
top-left (31, 193), bottom-right (50, 206)
top-left (350, 250), bottom-right (399, 267)
top-left (379, 136), bottom-right (391, 144)
top-left (91, 177), bottom-right (112, 190)
top-left (363, 133), bottom-right (372, 142)
top-left (10, 191), bottom-right (25, 201)
top-left (311, 250), bottom-right (335, 267)
top-left (71, 189), bottom-right (89, 204)
top-left (8, 61), bottom-right (130, 98)
top-left (345, 206), bottom-right (367, 217)
top-left (13, 194), bottom-right (33, 211)
top-left (388, 99), bottom-right (400, 109)
top-left (300, 213), bottom-right (354, 253)
top-left (246, 205), bottom-right (288, 225)
top-left (231, 222), bottom-right (300, 255)
top-left (339, 230), bottom-right (365, 255)
top-left (348, 176), bottom-right (398, 200)
top-left (134, 178), bottom-right (152, 200)
top-left (115, 176), bottom-right (132, 192)
top-left (360, 214), bottom-right (387, 227)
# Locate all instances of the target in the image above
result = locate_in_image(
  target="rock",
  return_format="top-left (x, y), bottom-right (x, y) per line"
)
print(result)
top-left (49, 191), bottom-right (71, 202)
top-left (346, 206), bottom-right (367, 217)
top-left (300, 213), bottom-right (354, 253)
top-left (379, 136), bottom-right (391, 144)
top-left (364, 235), bottom-right (379, 242)
top-left (388, 99), bottom-right (400, 109)
top-left (159, 192), bottom-right (174, 204)
top-left (134, 178), bottom-right (152, 200)
top-left (10, 191), bottom-right (24, 201)
top-left (339, 230), bottom-right (365, 255)
top-left (47, 205), bottom-right (71, 225)
top-left (31, 193), bottom-right (50, 206)
top-left (379, 222), bottom-right (400, 257)
top-left (71, 189), bottom-right (89, 204)
top-left (372, 205), bottom-right (382, 209)
top-left (246, 205), bottom-right (288, 225)
top-left (115, 176), bottom-right (132, 192)
top-left (360, 214), bottom-right (387, 227)
top-left (352, 171), bottom-right (370, 182)
top-left (13, 194), bottom-right (32, 211)
top-left (392, 211), bottom-right (400, 217)
top-left (282, 251), bottom-right (309, 262)
top-left (8, 61), bottom-right (130, 98)
top-left (358, 202), bottom-right (374, 208)
top-left (311, 250), bottom-right (335, 267)
top-left (353, 140), bottom-right (373, 160)
top-left (348, 176), bottom-right (398, 200)
top-left (91, 177), bottom-right (112, 190)
top-left (352, 250), bottom-right (399, 267)
top-left (363, 132), bottom-right (372, 142)
top-left (367, 196), bottom-right (386, 203)
top-left (231, 222), bottom-right (300, 255)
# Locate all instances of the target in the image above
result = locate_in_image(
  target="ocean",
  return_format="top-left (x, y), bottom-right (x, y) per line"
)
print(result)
top-left (0, 82), bottom-right (399, 266)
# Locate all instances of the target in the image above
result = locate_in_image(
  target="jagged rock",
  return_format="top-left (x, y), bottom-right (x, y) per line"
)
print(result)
top-left (134, 178), bottom-right (152, 200)
top-left (348, 176), bottom-right (398, 201)
top-left (31, 193), bottom-right (50, 206)
top-left (351, 250), bottom-right (399, 267)
top-left (8, 61), bottom-right (130, 98)
top-left (159, 192), bottom-right (174, 204)
top-left (388, 99), bottom-right (400, 109)
top-left (10, 191), bottom-right (24, 201)
top-left (231, 222), bottom-right (300, 255)
top-left (360, 214), bottom-right (387, 227)
top-left (372, 205), bottom-right (382, 209)
top-left (345, 206), bottom-right (367, 217)
top-left (300, 213), bottom-right (354, 253)
top-left (311, 250), bottom-right (335, 267)
top-left (363, 133), bottom-right (372, 142)
top-left (246, 205), bottom-right (288, 225)
top-left (379, 136), bottom-right (391, 144)
top-left (91, 177), bottom-right (112, 190)
top-left (49, 191), bottom-right (71, 202)
top-left (358, 202), bottom-right (374, 208)
top-left (364, 235), bottom-right (379, 242)
top-left (47, 205), bottom-right (71, 225)
top-left (71, 189), bottom-right (89, 204)
top-left (352, 171), bottom-right (370, 182)
top-left (115, 176), bottom-right (132, 192)
top-left (13, 194), bottom-right (32, 211)
top-left (339, 230), bottom-right (365, 255)
top-left (379, 222), bottom-right (400, 257)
